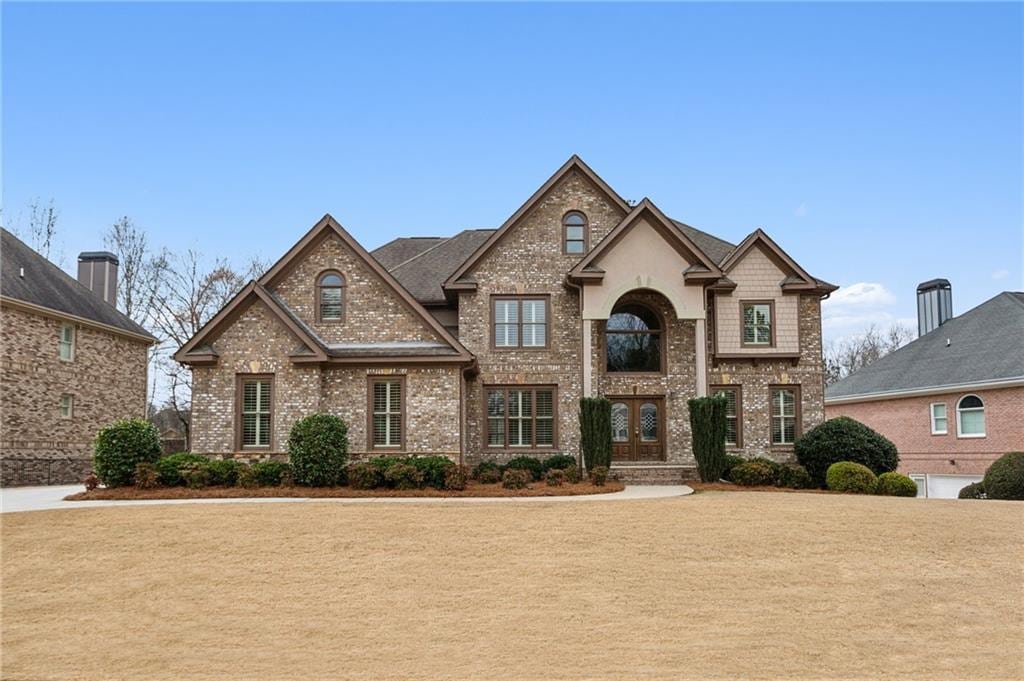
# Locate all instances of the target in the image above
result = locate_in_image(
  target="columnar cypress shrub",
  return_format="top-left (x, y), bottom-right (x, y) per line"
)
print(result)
top-left (579, 397), bottom-right (612, 471)
top-left (687, 395), bottom-right (728, 482)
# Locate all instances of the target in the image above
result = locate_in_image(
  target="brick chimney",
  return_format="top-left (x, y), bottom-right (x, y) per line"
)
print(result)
top-left (77, 251), bottom-right (119, 307)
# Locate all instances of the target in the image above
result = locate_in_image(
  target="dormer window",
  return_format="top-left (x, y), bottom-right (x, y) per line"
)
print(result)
top-left (317, 271), bottom-right (345, 322)
top-left (563, 211), bottom-right (588, 255)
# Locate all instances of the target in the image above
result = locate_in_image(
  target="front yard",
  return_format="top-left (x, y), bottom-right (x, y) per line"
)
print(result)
top-left (2, 492), bottom-right (1021, 680)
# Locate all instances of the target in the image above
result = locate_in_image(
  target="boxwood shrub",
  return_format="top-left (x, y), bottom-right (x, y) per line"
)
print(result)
top-left (288, 413), bottom-right (348, 486)
top-left (156, 453), bottom-right (208, 486)
top-left (444, 465), bottom-right (468, 491)
top-left (542, 454), bottom-right (577, 473)
top-left (874, 472), bottom-right (918, 497)
top-left (777, 463), bottom-right (813, 490)
top-left (505, 456), bottom-right (544, 481)
top-left (348, 462), bottom-right (382, 490)
top-left (545, 468), bottom-right (566, 487)
top-left (722, 454), bottom-right (746, 482)
top-left (206, 459), bottom-right (242, 486)
top-left (133, 462), bottom-right (159, 489)
top-left (92, 418), bottom-right (162, 487)
top-left (251, 460), bottom-right (291, 487)
top-left (472, 460), bottom-right (503, 480)
top-left (407, 456), bottom-right (455, 489)
top-left (796, 417), bottom-right (898, 487)
top-left (982, 451), bottom-right (1024, 500)
top-left (958, 481), bottom-right (987, 500)
top-left (589, 465), bottom-right (609, 486)
top-left (384, 462), bottom-right (424, 490)
top-left (730, 461), bottom-right (776, 487)
top-left (826, 461), bottom-right (877, 494)
top-left (502, 468), bottom-right (531, 489)
top-left (477, 467), bottom-right (502, 484)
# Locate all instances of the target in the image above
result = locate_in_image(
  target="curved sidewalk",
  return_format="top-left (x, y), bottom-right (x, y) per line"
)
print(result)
top-left (1, 484), bottom-right (692, 514)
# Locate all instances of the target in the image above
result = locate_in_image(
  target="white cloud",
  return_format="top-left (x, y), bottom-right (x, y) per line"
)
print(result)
top-left (794, 202), bottom-right (808, 218)
top-left (991, 269), bottom-right (1009, 280)
top-left (821, 282), bottom-right (912, 343)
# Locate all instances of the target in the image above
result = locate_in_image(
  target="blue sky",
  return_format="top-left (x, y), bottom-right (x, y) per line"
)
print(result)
top-left (3, 2), bottom-right (1021, 343)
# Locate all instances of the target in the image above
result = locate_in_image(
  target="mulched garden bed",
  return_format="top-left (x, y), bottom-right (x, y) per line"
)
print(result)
top-left (64, 480), bottom-right (625, 501)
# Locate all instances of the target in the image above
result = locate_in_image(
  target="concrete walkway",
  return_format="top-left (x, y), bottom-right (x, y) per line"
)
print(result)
top-left (1, 484), bottom-right (692, 514)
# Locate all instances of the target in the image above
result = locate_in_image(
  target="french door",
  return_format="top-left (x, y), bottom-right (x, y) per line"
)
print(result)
top-left (609, 397), bottom-right (665, 462)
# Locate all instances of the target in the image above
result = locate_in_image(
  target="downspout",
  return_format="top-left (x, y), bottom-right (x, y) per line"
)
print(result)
top-left (459, 358), bottom-right (479, 469)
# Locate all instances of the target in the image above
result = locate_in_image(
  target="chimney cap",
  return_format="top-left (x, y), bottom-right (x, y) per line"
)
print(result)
top-left (78, 251), bottom-right (119, 265)
top-left (917, 278), bottom-right (951, 292)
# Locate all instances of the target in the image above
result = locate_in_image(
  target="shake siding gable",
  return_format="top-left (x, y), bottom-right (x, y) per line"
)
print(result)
top-left (716, 244), bottom-right (800, 354)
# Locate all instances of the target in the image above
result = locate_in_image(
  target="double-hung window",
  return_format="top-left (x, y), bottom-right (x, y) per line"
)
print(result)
top-left (59, 323), bottom-right (75, 361)
top-left (956, 395), bottom-right (985, 438)
top-left (370, 377), bottom-right (404, 449)
top-left (770, 385), bottom-right (800, 446)
top-left (486, 386), bottom-right (556, 448)
top-left (60, 394), bottom-right (74, 418)
top-left (493, 297), bottom-right (548, 349)
top-left (930, 403), bottom-right (948, 435)
top-left (712, 386), bottom-right (742, 447)
top-left (239, 376), bottom-right (272, 449)
top-left (741, 302), bottom-right (774, 347)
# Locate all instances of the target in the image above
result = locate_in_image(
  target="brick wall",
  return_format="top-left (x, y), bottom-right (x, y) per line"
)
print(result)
top-left (825, 386), bottom-right (1023, 475)
top-left (459, 169), bottom-right (627, 464)
top-left (1, 304), bottom-right (149, 485)
top-left (708, 295), bottom-right (826, 461)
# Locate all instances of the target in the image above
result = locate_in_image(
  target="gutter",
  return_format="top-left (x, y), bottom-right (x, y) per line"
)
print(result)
top-left (825, 376), bottom-right (1024, 405)
top-left (0, 295), bottom-right (156, 345)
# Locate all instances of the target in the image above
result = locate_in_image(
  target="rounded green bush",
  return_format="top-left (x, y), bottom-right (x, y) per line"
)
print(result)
top-left (206, 459), bottom-right (242, 486)
top-left (505, 456), bottom-right (544, 481)
top-left (730, 461), bottom-right (776, 487)
top-left (722, 454), bottom-right (746, 482)
top-left (92, 418), bottom-right (162, 487)
top-left (777, 463), bottom-right (813, 489)
top-left (826, 461), bottom-right (877, 494)
top-left (156, 453), bottom-right (208, 486)
top-left (472, 460), bottom-right (503, 480)
top-left (384, 463), bottom-right (424, 490)
top-left (958, 481), bottom-right (987, 500)
top-left (477, 467), bottom-right (502, 484)
top-left (288, 413), bottom-right (349, 486)
top-left (541, 454), bottom-right (577, 473)
top-left (796, 417), bottom-right (898, 487)
top-left (545, 468), bottom-right (566, 487)
top-left (982, 452), bottom-right (1024, 500)
top-left (251, 460), bottom-right (291, 487)
top-left (589, 465), bottom-right (609, 486)
top-left (874, 472), bottom-right (918, 497)
top-left (443, 465), bottom-right (468, 491)
top-left (407, 456), bottom-right (455, 489)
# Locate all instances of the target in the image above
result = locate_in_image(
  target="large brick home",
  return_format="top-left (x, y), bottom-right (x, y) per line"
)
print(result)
top-left (1, 228), bottom-right (156, 485)
top-left (177, 157), bottom-right (837, 482)
top-left (826, 284), bottom-right (1023, 498)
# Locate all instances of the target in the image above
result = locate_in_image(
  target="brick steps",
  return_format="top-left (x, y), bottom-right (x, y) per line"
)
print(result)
top-left (610, 464), bottom-right (698, 485)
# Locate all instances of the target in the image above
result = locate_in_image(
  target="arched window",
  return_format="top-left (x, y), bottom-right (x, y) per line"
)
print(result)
top-left (563, 211), bottom-right (588, 254)
top-left (956, 395), bottom-right (985, 438)
top-left (605, 303), bottom-right (662, 372)
top-left (317, 271), bottom-right (345, 322)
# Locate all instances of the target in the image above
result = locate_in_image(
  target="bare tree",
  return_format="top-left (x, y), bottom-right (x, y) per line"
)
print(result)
top-left (825, 322), bottom-right (915, 385)
top-left (8, 198), bottom-right (62, 262)
top-left (104, 216), bottom-right (167, 327)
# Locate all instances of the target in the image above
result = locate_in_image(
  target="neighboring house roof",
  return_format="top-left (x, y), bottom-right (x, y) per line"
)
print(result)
top-left (826, 292), bottom-right (1024, 402)
top-left (382, 229), bottom-right (495, 305)
top-left (0, 228), bottom-right (155, 342)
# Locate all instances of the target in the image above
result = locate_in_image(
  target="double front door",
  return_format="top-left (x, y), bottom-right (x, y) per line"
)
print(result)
top-left (609, 396), bottom-right (665, 462)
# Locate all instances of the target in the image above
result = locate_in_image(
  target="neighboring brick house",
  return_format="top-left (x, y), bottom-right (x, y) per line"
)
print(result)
top-left (826, 285), bottom-right (1024, 498)
top-left (177, 156), bottom-right (836, 482)
top-left (1, 229), bottom-right (156, 485)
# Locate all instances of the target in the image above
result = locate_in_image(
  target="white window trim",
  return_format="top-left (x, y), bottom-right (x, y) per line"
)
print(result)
top-left (929, 402), bottom-right (948, 435)
top-left (955, 394), bottom-right (986, 439)
top-left (59, 323), bottom-right (75, 362)
top-left (909, 474), bottom-right (926, 498)
top-left (60, 394), bottom-right (74, 419)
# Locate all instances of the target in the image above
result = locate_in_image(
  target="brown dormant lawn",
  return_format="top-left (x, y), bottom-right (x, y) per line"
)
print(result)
top-left (2, 492), bottom-right (1021, 680)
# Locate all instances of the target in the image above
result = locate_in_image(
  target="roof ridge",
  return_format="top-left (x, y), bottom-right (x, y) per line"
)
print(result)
top-left (389, 234), bottom-right (456, 271)
top-left (1, 228), bottom-right (153, 339)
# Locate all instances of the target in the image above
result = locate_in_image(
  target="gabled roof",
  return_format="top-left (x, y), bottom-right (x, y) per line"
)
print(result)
top-left (444, 155), bottom-right (631, 290)
top-left (719, 228), bottom-right (837, 294)
top-left (372, 236), bottom-right (447, 269)
top-left (384, 229), bottom-right (494, 305)
top-left (826, 292), bottom-right (1024, 401)
top-left (176, 215), bottom-right (473, 365)
top-left (0, 228), bottom-right (155, 342)
top-left (669, 219), bottom-right (737, 265)
top-left (568, 199), bottom-right (724, 282)
top-left (173, 281), bottom-right (328, 364)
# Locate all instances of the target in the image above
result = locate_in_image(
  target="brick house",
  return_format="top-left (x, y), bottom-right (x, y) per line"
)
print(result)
top-left (1, 229), bottom-right (156, 485)
top-left (826, 285), bottom-right (1024, 498)
top-left (177, 156), bottom-right (836, 482)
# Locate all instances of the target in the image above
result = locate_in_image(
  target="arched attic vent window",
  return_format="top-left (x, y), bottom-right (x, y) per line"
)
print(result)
top-left (317, 271), bottom-right (345, 322)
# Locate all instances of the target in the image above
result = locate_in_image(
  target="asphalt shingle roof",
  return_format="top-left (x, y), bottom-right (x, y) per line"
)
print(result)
top-left (374, 229), bottom-right (494, 304)
top-left (1, 228), bottom-right (155, 339)
top-left (826, 292), bottom-right (1024, 399)
top-left (371, 237), bottom-right (446, 270)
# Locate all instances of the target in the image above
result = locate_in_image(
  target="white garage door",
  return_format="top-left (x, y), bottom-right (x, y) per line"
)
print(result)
top-left (909, 474), bottom-right (983, 499)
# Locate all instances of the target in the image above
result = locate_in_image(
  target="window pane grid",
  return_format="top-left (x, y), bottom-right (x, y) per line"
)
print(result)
top-left (486, 388), bottom-right (554, 448)
top-left (372, 380), bottom-right (402, 447)
top-left (242, 380), bottom-right (271, 447)
top-left (743, 304), bottom-right (772, 345)
top-left (494, 299), bottom-right (547, 348)
top-left (770, 388), bottom-right (797, 445)
top-left (715, 388), bottom-right (739, 446)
